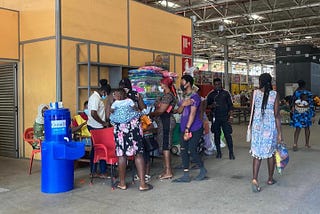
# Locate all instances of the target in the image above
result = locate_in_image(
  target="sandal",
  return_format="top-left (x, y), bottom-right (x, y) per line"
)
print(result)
top-left (305, 144), bottom-right (311, 149)
top-left (267, 179), bottom-right (277, 185)
top-left (139, 184), bottom-right (153, 192)
top-left (159, 174), bottom-right (173, 180)
top-left (293, 144), bottom-right (298, 152)
top-left (115, 181), bottom-right (127, 190)
top-left (251, 179), bottom-right (261, 193)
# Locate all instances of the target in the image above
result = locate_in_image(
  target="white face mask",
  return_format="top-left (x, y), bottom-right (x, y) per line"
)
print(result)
top-left (158, 86), bottom-right (164, 93)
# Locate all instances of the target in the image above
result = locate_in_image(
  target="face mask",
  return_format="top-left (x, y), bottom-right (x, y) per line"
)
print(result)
top-left (84, 109), bottom-right (89, 116)
top-left (158, 86), bottom-right (164, 93)
top-left (101, 95), bottom-right (107, 100)
top-left (180, 84), bottom-right (186, 91)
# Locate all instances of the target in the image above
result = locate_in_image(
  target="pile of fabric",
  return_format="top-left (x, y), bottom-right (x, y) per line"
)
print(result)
top-left (129, 66), bottom-right (177, 107)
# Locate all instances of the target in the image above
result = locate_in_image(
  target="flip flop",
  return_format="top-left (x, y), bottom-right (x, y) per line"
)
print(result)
top-left (139, 184), bottom-right (153, 192)
top-left (293, 144), bottom-right (298, 152)
top-left (115, 181), bottom-right (127, 190)
top-left (267, 179), bottom-right (277, 185)
top-left (251, 180), bottom-right (261, 193)
top-left (158, 174), bottom-right (173, 180)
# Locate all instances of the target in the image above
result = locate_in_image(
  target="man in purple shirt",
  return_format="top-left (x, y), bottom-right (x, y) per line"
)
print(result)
top-left (173, 75), bottom-right (207, 182)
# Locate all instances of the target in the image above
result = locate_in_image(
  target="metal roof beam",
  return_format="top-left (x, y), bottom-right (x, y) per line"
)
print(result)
top-left (196, 2), bottom-right (320, 24)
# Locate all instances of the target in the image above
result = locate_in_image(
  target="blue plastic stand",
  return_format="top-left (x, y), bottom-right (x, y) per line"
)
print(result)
top-left (41, 105), bottom-right (85, 193)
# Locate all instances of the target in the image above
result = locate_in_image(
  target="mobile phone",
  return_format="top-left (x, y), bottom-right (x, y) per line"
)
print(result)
top-left (166, 105), bottom-right (173, 113)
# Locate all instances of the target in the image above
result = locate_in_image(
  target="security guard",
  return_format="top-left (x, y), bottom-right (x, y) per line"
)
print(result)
top-left (206, 78), bottom-right (235, 160)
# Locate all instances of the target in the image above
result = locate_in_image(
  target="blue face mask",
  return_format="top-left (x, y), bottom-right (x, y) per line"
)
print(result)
top-left (101, 95), bottom-right (107, 100)
top-left (84, 109), bottom-right (89, 116)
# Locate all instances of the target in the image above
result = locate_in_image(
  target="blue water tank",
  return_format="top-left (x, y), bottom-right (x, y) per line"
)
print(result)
top-left (44, 108), bottom-right (71, 142)
top-left (41, 106), bottom-right (84, 194)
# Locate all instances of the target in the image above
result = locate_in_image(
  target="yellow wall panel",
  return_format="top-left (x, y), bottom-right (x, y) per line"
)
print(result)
top-left (62, 0), bottom-right (127, 46)
top-left (0, 0), bottom-right (21, 10)
top-left (100, 46), bottom-right (128, 65)
top-left (20, 0), bottom-right (55, 41)
top-left (23, 39), bottom-right (56, 158)
top-left (175, 56), bottom-right (183, 86)
top-left (0, 9), bottom-right (19, 59)
top-left (62, 40), bottom-right (77, 116)
top-left (130, 1), bottom-right (191, 54)
top-left (130, 50), bottom-right (154, 67)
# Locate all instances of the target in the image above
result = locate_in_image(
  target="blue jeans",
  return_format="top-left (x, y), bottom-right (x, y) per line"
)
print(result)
top-left (180, 127), bottom-right (204, 170)
top-left (87, 125), bottom-right (107, 174)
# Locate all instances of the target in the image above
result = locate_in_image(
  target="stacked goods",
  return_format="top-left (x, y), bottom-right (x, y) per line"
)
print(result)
top-left (129, 66), bottom-right (177, 107)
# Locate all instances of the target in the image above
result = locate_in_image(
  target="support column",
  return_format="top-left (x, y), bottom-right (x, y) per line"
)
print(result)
top-left (247, 59), bottom-right (250, 84)
top-left (55, 0), bottom-right (62, 101)
top-left (224, 43), bottom-right (230, 91)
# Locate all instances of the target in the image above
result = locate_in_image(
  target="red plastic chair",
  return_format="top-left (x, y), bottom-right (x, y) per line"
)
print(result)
top-left (23, 127), bottom-right (41, 175)
top-left (90, 127), bottom-right (118, 189)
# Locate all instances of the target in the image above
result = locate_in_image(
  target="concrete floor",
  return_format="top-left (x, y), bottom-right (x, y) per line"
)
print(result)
top-left (1, 121), bottom-right (320, 214)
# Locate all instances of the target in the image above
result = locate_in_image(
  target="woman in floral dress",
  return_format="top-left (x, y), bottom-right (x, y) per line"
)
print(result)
top-left (250, 73), bottom-right (283, 192)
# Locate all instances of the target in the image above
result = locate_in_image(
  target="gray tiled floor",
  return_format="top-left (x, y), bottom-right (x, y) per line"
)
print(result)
top-left (1, 120), bottom-right (320, 214)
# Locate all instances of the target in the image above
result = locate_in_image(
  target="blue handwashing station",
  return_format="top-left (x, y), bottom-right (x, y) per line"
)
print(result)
top-left (41, 102), bottom-right (85, 193)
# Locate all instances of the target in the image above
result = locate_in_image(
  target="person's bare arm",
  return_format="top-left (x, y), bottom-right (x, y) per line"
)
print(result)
top-left (71, 121), bottom-right (86, 133)
top-left (137, 93), bottom-right (146, 111)
top-left (149, 102), bottom-right (169, 117)
top-left (274, 93), bottom-right (283, 143)
top-left (91, 110), bottom-right (108, 127)
top-left (174, 99), bottom-right (194, 114)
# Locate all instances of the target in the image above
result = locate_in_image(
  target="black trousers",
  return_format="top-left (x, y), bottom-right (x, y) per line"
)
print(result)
top-left (211, 117), bottom-right (234, 154)
top-left (180, 127), bottom-right (204, 170)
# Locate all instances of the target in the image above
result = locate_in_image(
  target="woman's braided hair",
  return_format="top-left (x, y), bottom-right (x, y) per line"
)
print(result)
top-left (259, 73), bottom-right (273, 116)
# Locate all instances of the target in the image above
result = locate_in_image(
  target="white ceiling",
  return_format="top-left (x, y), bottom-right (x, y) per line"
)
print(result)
top-left (136, 0), bottom-right (320, 64)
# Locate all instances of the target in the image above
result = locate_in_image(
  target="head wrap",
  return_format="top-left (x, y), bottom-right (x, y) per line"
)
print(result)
top-left (161, 77), bottom-right (177, 96)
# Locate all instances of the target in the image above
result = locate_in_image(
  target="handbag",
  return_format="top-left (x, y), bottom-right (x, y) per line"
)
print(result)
top-left (275, 143), bottom-right (289, 175)
top-left (246, 90), bottom-right (256, 143)
top-left (143, 133), bottom-right (159, 152)
top-left (246, 127), bottom-right (251, 143)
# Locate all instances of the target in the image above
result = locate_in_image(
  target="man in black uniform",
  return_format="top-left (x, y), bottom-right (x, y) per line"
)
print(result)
top-left (206, 78), bottom-right (235, 160)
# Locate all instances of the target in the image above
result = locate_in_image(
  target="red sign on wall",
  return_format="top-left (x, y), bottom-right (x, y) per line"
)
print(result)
top-left (181, 35), bottom-right (192, 55)
top-left (182, 57), bottom-right (192, 72)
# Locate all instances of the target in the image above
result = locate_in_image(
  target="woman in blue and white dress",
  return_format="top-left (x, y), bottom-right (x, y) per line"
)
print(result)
top-left (250, 73), bottom-right (283, 192)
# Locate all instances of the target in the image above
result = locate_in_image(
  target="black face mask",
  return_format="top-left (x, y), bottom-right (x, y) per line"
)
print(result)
top-left (180, 84), bottom-right (186, 91)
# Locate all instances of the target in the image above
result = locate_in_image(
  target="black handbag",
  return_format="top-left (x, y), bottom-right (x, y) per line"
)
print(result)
top-left (143, 133), bottom-right (159, 152)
